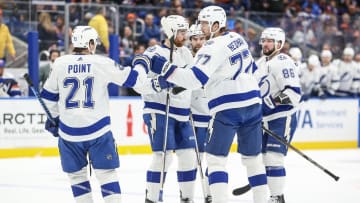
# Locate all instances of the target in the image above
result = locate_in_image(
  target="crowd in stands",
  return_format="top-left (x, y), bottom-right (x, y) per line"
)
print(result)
top-left (1, 0), bottom-right (360, 97)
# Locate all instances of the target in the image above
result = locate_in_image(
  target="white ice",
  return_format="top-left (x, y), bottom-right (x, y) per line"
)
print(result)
top-left (0, 149), bottom-right (359, 203)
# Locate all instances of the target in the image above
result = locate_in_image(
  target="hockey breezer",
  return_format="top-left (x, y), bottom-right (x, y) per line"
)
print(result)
top-left (233, 126), bottom-right (340, 196)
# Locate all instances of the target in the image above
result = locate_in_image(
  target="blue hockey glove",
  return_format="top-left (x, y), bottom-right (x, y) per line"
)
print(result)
top-left (45, 117), bottom-right (59, 137)
top-left (151, 55), bottom-right (177, 79)
top-left (151, 76), bottom-right (174, 92)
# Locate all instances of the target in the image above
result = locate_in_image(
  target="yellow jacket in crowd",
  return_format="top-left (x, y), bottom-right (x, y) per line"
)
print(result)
top-left (88, 14), bottom-right (109, 51)
top-left (0, 23), bottom-right (16, 59)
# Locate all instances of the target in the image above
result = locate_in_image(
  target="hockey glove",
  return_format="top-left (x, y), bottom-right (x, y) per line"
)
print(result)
top-left (151, 76), bottom-right (174, 92)
top-left (273, 92), bottom-right (292, 105)
top-left (151, 55), bottom-right (177, 79)
top-left (45, 117), bottom-right (59, 137)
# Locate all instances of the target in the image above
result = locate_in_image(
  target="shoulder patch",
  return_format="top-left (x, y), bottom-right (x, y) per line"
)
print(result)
top-left (146, 46), bottom-right (156, 52)
top-left (204, 40), bottom-right (214, 46)
top-left (278, 54), bottom-right (287, 60)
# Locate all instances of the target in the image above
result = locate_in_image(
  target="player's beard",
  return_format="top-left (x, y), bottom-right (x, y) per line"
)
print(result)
top-left (262, 46), bottom-right (275, 56)
top-left (174, 38), bottom-right (186, 47)
top-left (192, 46), bottom-right (201, 53)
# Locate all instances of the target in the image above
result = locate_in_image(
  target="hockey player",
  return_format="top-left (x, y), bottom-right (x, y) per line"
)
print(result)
top-left (299, 54), bottom-right (321, 100)
top-left (40, 26), bottom-right (159, 203)
top-left (255, 27), bottom-right (302, 203)
top-left (132, 15), bottom-right (198, 203)
top-left (0, 65), bottom-right (21, 97)
top-left (188, 23), bottom-right (212, 202)
top-left (288, 47), bottom-right (306, 74)
top-left (148, 6), bottom-right (268, 203)
top-left (334, 47), bottom-right (359, 97)
top-left (317, 50), bottom-right (339, 97)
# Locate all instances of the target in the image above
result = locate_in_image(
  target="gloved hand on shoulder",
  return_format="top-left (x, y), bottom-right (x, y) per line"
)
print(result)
top-left (45, 117), bottom-right (59, 137)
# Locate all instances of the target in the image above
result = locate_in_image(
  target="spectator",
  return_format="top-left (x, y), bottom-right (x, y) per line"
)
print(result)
top-left (88, 6), bottom-right (109, 53)
top-left (38, 12), bottom-right (58, 52)
top-left (39, 49), bottom-right (60, 89)
top-left (140, 13), bottom-right (161, 45)
top-left (121, 25), bottom-right (135, 57)
top-left (54, 15), bottom-right (72, 51)
top-left (0, 8), bottom-right (16, 67)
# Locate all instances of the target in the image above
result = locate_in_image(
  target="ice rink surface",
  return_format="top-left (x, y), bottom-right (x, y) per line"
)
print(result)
top-left (0, 149), bottom-right (359, 203)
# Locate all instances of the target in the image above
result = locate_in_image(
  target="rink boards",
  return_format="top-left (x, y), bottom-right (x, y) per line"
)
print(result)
top-left (0, 97), bottom-right (358, 158)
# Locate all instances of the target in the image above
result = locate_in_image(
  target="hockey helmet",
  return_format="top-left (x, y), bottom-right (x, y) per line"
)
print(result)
top-left (321, 50), bottom-right (332, 59)
top-left (161, 15), bottom-right (189, 39)
top-left (72, 26), bottom-right (100, 49)
top-left (260, 27), bottom-right (286, 50)
top-left (289, 47), bottom-right (302, 61)
top-left (189, 24), bottom-right (204, 38)
top-left (343, 47), bottom-right (355, 57)
top-left (198, 6), bottom-right (227, 29)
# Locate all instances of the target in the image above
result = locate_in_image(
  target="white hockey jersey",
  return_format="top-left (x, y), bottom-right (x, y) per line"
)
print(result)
top-left (255, 53), bottom-right (301, 121)
top-left (191, 87), bottom-right (211, 127)
top-left (299, 65), bottom-right (320, 96)
top-left (317, 63), bottom-right (339, 95)
top-left (334, 60), bottom-right (359, 96)
top-left (133, 44), bottom-right (194, 121)
top-left (166, 32), bottom-right (261, 115)
top-left (41, 54), bottom-right (150, 142)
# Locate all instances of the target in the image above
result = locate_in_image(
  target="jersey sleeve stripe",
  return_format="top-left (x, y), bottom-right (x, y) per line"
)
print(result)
top-left (191, 66), bottom-right (209, 86)
top-left (192, 114), bottom-right (211, 122)
top-left (59, 116), bottom-right (110, 136)
top-left (208, 90), bottom-right (260, 109)
top-left (122, 70), bottom-right (138, 87)
top-left (132, 55), bottom-right (150, 73)
top-left (40, 88), bottom-right (59, 102)
top-left (144, 101), bottom-right (190, 116)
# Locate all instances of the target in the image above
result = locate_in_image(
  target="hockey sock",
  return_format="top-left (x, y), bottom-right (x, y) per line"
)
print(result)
top-left (242, 155), bottom-right (268, 203)
top-left (176, 149), bottom-right (197, 201)
top-left (68, 167), bottom-right (94, 203)
top-left (207, 154), bottom-right (228, 203)
top-left (94, 169), bottom-right (121, 203)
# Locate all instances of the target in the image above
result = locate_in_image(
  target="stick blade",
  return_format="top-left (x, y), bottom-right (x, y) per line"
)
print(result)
top-left (232, 184), bottom-right (251, 196)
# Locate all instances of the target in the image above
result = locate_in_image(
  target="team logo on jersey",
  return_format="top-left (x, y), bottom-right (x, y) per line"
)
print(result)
top-left (146, 47), bottom-right (156, 52)
top-left (278, 55), bottom-right (287, 60)
top-left (204, 40), bottom-right (214, 46)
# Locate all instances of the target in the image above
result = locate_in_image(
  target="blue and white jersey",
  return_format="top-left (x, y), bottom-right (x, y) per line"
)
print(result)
top-left (298, 65), bottom-right (319, 96)
top-left (133, 44), bottom-right (194, 121)
top-left (255, 53), bottom-right (301, 121)
top-left (317, 63), bottom-right (339, 95)
top-left (191, 88), bottom-right (211, 127)
top-left (0, 72), bottom-right (21, 97)
top-left (334, 60), bottom-right (359, 96)
top-left (166, 32), bottom-right (261, 115)
top-left (41, 54), bottom-right (147, 142)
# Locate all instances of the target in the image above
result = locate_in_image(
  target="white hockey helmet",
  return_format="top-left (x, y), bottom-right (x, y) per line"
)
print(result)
top-left (260, 27), bottom-right (286, 50)
top-left (308, 54), bottom-right (320, 66)
top-left (161, 15), bottom-right (189, 39)
top-left (189, 24), bottom-right (204, 38)
top-left (343, 47), bottom-right (355, 57)
top-left (289, 47), bottom-right (302, 61)
top-left (198, 5), bottom-right (227, 29)
top-left (72, 26), bottom-right (100, 49)
top-left (321, 49), bottom-right (332, 59)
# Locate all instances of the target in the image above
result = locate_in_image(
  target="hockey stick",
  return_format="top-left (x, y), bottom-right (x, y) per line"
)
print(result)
top-left (189, 112), bottom-right (207, 199)
top-left (262, 126), bottom-right (340, 181)
top-left (233, 125), bottom-right (340, 196)
top-left (23, 73), bottom-right (56, 125)
top-left (158, 36), bottom-right (175, 202)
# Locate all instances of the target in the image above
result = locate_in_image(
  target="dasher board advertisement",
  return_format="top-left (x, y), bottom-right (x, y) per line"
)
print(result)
top-left (293, 98), bottom-right (358, 142)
